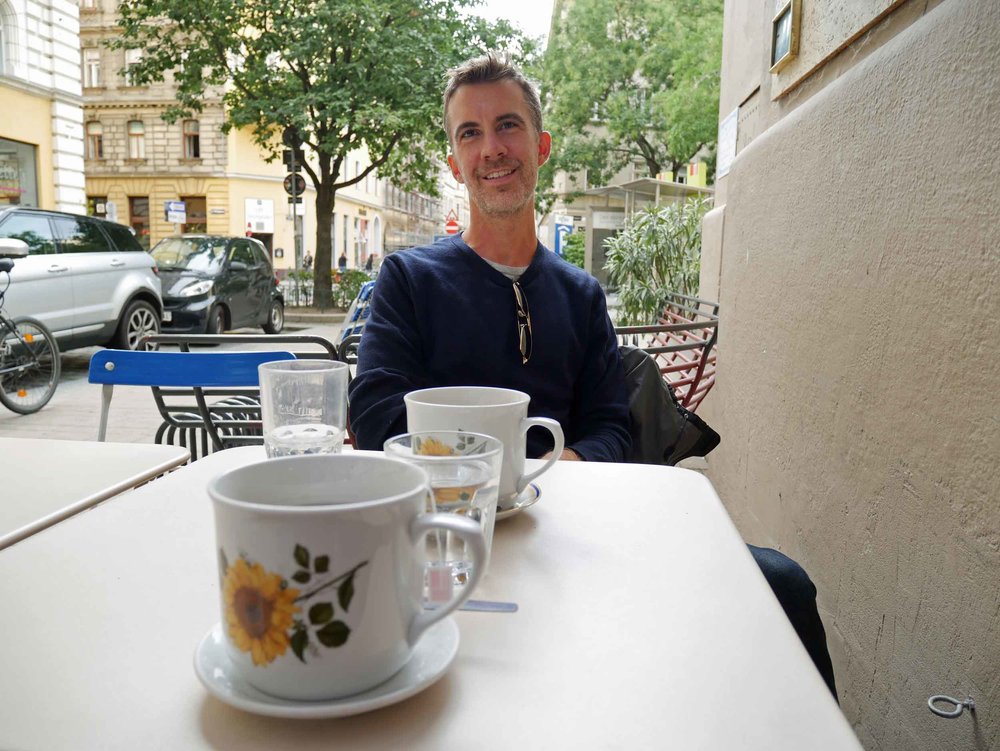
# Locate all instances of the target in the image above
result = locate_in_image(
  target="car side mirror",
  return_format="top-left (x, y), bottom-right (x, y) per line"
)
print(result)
top-left (229, 260), bottom-right (248, 271)
top-left (0, 237), bottom-right (30, 258)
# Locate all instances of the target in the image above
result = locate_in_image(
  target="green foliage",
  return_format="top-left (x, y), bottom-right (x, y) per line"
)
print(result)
top-left (561, 231), bottom-right (585, 269)
top-left (111, 0), bottom-right (530, 303)
top-left (335, 270), bottom-right (371, 310)
top-left (539, 0), bottom-right (723, 195)
top-left (603, 198), bottom-right (711, 325)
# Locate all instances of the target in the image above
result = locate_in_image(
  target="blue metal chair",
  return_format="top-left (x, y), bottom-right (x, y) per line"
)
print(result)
top-left (88, 350), bottom-right (296, 458)
top-left (340, 280), bottom-right (376, 341)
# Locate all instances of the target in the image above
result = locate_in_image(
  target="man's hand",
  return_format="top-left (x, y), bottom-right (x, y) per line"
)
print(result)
top-left (540, 448), bottom-right (582, 461)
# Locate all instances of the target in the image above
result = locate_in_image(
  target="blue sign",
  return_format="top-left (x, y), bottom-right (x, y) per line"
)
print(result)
top-left (554, 222), bottom-right (573, 257)
top-left (164, 200), bottom-right (186, 224)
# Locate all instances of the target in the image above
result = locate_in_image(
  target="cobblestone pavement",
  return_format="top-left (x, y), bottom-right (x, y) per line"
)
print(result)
top-left (0, 322), bottom-right (344, 444)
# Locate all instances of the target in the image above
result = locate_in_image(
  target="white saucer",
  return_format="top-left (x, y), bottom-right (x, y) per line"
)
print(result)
top-left (496, 483), bottom-right (541, 521)
top-left (193, 617), bottom-right (459, 719)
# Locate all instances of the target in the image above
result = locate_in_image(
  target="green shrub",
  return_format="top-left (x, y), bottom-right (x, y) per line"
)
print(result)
top-left (561, 231), bottom-right (585, 269)
top-left (603, 198), bottom-right (711, 325)
top-left (335, 269), bottom-right (371, 309)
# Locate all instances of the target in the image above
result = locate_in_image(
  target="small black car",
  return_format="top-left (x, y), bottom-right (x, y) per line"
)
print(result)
top-left (151, 235), bottom-right (284, 334)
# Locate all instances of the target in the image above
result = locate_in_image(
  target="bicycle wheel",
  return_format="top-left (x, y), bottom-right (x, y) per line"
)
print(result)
top-left (0, 316), bottom-right (61, 414)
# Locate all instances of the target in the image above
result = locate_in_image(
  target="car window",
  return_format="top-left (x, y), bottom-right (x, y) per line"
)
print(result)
top-left (51, 215), bottom-right (113, 253)
top-left (0, 212), bottom-right (58, 255)
top-left (150, 236), bottom-right (226, 272)
top-left (101, 221), bottom-right (142, 252)
top-left (250, 243), bottom-right (271, 268)
top-left (228, 240), bottom-right (255, 266)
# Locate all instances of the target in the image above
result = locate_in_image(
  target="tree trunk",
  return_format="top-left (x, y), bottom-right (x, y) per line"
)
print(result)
top-left (313, 180), bottom-right (335, 310)
top-left (643, 154), bottom-right (661, 179)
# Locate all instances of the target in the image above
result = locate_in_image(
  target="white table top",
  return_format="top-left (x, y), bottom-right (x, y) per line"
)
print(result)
top-left (0, 448), bottom-right (861, 750)
top-left (0, 436), bottom-right (190, 550)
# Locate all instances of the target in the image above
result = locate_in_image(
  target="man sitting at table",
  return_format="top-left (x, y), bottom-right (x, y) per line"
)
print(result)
top-left (348, 52), bottom-right (837, 699)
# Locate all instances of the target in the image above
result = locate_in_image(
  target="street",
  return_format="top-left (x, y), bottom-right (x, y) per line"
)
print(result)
top-left (0, 321), bottom-right (345, 444)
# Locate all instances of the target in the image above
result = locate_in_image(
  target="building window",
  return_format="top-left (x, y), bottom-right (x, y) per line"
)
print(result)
top-left (124, 48), bottom-right (142, 86)
top-left (86, 122), bottom-right (104, 159)
top-left (87, 196), bottom-right (108, 218)
top-left (128, 196), bottom-right (149, 250)
top-left (0, 137), bottom-right (39, 206)
top-left (83, 49), bottom-right (101, 87)
top-left (182, 120), bottom-right (200, 159)
top-left (80, 0), bottom-right (96, 9)
top-left (181, 195), bottom-right (207, 233)
top-left (127, 120), bottom-right (145, 159)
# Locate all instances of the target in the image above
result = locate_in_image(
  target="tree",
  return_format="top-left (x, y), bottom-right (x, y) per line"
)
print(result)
top-left (113, 0), bottom-right (527, 307)
top-left (539, 0), bottom-right (722, 201)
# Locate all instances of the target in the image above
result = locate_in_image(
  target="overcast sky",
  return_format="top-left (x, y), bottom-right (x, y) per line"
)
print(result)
top-left (473, 0), bottom-right (556, 43)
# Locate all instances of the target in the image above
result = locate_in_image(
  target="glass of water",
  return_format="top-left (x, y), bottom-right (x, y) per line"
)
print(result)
top-left (259, 359), bottom-right (349, 458)
top-left (384, 431), bottom-right (503, 599)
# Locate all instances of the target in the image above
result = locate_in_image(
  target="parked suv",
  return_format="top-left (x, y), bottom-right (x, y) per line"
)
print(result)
top-left (0, 207), bottom-right (162, 351)
top-left (151, 235), bottom-right (284, 334)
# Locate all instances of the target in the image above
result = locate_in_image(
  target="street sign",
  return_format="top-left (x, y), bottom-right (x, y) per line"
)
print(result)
top-left (554, 215), bottom-right (573, 257)
top-left (105, 200), bottom-right (118, 223)
top-left (445, 218), bottom-right (460, 235)
top-left (283, 173), bottom-right (306, 196)
top-left (164, 200), bottom-right (186, 224)
top-left (282, 148), bottom-right (304, 167)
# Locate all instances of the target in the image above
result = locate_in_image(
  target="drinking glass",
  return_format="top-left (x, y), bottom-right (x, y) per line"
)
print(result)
top-left (384, 431), bottom-right (503, 599)
top-left (259, 360), bottom-right (349, 458)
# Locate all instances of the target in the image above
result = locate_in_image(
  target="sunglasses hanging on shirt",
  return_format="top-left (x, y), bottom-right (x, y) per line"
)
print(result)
top-left (512, 280), bottom-right (532, 365)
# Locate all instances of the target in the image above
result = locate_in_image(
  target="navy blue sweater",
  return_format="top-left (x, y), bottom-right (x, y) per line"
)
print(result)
top-left (348, 236), bottom-right (631, 462)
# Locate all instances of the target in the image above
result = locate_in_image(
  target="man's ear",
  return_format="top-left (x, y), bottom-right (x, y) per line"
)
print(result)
top-left (537, 131), bottom-right (552, 166)
top-left (447, 153), bottom-right (464, 184)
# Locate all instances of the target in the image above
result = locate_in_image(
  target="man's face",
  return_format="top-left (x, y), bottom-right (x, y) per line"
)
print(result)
top-left (446, 80), bottom-right (551, 219)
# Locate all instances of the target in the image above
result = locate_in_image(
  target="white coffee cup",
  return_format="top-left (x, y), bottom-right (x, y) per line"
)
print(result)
top-left (404, 386), bottom-right (564, 506)
top-left (207, 453), bottom-right (485, 701)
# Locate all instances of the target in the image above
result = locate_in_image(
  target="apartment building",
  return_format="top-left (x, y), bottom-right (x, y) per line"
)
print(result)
top-left (0, 0), bottom-right (85, 212)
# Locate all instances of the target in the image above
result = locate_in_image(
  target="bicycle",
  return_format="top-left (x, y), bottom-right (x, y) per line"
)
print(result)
top-left (0, 250), bottom-right (60, 414)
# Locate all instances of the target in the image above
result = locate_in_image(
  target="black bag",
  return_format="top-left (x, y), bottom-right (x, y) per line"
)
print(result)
top-left (619, 345), bottom-right (721, 465)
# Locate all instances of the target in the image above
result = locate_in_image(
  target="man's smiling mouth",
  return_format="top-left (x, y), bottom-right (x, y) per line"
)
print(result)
top-left (482, 167), bottom-right (516, 180)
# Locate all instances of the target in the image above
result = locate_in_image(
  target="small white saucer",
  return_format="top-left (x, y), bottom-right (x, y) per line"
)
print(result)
top-left (193, 618), bottom-right (459, 719)
top-left (496, 483), bottom-right (541, 521)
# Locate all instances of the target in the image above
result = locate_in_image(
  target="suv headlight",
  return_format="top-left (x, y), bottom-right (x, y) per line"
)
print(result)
top-left (179, 279), bottom-right (213, 297)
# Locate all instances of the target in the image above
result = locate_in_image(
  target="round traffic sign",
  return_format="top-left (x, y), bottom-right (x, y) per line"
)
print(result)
top-left (445, 219), bottom-right (460, 235)
top-left (283, 173), bottom-right (306, 197)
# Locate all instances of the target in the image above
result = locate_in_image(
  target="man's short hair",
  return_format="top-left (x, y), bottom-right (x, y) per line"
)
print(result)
top-left (443, 51), bottom-right (543, 144)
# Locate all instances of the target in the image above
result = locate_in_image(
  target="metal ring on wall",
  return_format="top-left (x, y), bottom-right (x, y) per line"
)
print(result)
top-left (928, 695), bottom-right (975, 719)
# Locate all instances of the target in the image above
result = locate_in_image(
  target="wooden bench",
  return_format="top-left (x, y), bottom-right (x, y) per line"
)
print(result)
top-left (615, 292), bottom-right (719, 412)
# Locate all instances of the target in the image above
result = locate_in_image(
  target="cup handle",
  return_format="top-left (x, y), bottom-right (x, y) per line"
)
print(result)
top-left (406, 513), bottom-right (486, 646)
top-left (517, 417), bottom-right (565, 493)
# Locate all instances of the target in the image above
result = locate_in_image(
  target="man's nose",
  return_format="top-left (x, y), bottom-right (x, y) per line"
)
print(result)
top-left (481, 130), bottom-right (507, 160)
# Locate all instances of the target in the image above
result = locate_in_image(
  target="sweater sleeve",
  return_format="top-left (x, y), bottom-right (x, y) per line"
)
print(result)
top-left (565, 288), bottom-right (632, 463)
top-left (347, 257), bottom-right (427, 450)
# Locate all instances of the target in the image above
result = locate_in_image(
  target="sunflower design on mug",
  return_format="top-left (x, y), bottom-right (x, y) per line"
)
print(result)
top-left (223, 558), bottom-right (300, 666)
top-left (219, 545), bottom-right (367, 666)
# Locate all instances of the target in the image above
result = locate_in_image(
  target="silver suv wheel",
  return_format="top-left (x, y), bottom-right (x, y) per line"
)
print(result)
top-left (114, 300), bottom-right (161, 350)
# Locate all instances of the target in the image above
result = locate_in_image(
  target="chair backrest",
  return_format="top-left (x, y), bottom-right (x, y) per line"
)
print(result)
top-left (143, 332), bottom-right (338, 359)
top-left (615, 292), bottom-right (719, 412)
top-left (340, 281), bottom-right (376, 341)
top-left (88, 350), bottom-right (296, 387)
top-left (88, 349), bottom-right (296, 453)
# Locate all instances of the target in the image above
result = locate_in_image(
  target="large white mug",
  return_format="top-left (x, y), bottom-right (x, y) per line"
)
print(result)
top-left (207, 453), bottom-right (485, 701)
top-left (404, 386), bottom-right (564, 506)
